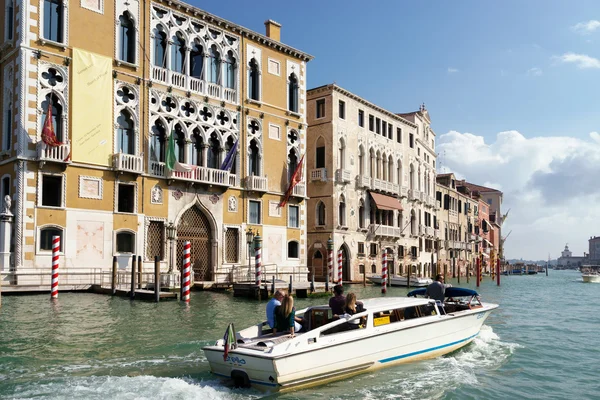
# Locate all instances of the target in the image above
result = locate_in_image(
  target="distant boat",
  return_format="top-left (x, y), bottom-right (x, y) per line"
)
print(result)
top-left (580, 265), bottom-right (600, 283)
top-left (367, 274), bottom-right (433, 287)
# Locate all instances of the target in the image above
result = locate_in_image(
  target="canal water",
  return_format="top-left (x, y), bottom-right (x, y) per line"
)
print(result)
top-left (0, 270), bottom-right (598, 399)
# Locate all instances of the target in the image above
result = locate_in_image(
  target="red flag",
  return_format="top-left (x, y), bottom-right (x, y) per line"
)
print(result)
top-left (279, 154), bottom-right (304, 208)
top-left (41, 99), bottom-right (62, 147)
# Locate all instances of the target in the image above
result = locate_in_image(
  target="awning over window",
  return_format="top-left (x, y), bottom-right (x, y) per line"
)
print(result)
top-left (369, 192), bottom-right (403, 211)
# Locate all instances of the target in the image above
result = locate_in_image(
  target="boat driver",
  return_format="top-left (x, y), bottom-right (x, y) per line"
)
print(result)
top-left (425, 274), bottom-right (446, 303)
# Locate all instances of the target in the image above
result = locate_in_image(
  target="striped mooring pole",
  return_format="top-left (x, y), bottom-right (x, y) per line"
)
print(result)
top-left (181, 241), bottom-right (191, 303)
top-left (327, 237), bottom-right (333, 290)
top-left (255, 234), bottom-right (262, 301)
top-left (381, 248), bottom-right (387, 294)
top-left (50, 235), bottom-right (60, 299)
top-left (337, 249), bottom-right (343, 284)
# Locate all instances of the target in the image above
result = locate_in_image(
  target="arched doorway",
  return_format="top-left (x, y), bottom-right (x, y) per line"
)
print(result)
top-left (312, 249), bottom-right (324, 279)
top-left (176, 205), bottom-right (213, 281)
top-left (339, 244), bottom-right (351, 282)
top-left (386, 248), bottom-right (395, 276)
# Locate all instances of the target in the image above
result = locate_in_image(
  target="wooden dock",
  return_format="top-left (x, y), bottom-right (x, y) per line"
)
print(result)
top-left (233, 280), bottom-right (330, 299)
top-left (90, 285), bottom-right (178, 301)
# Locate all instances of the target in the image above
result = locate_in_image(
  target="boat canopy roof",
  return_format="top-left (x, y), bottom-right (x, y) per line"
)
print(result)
top-left (407, 287), bottom-right (479, 298)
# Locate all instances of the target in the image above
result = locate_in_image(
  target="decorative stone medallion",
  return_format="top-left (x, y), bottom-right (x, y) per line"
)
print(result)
top-left (209, 194), bottom-right (219, 204)
top-left (172, 189), bottom-right (183, 200)
top-left (228, 196), bottom-right (237, 212)
top-left (151, 185), bottom-right (163, 204)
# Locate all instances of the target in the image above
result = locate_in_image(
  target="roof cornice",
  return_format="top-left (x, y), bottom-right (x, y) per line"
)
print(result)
top-left (153, 0), bottom-right (314, 62)
top-left (307, 84), bottom-right (418, 129)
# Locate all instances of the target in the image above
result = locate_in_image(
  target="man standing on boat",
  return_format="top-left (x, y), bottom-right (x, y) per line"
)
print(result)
top-left (266, 290), bottom-right (284, 329)
top-left (329, 285), bottom-right (346, 317)
top-left (425, 274), bottom-right (446, 303)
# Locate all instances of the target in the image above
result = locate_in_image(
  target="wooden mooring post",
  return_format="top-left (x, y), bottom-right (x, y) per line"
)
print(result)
top-left (137, 256), bottom-right (143, 290)
top-left (130, 254), bottom-right (136, 300)
top-left (310, 274), bottom-right (315, 293)
top-left (111, 256), bottom-right (117, 295)
top-left (154, 256), bottom-right (160, 303)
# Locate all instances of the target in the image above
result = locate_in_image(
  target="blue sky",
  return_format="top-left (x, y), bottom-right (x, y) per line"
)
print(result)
top-left (195, 1), bottom-right (600, 260)
top-left (197, 0), bottom-right (599, 140)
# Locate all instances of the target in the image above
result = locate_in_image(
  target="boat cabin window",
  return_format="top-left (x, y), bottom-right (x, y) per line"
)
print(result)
top-left (321, 314), bottom-right (368, 336)
top-left (372, 305), bottom-right (436, 327)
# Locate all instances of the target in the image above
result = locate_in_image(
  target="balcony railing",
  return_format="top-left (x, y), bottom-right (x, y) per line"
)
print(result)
top-left (426, 226), bottom-right (435, 237)
top-left (151, 66), bottom-right (238, 104)
top-left (335, 169), bottom-right (352, 184)
top-left (358, 175), bottom-right (371, 189)
top-left (408, 189), bottom-right (419, 201)
top-left (37, 141), bottom-right (71, 164)
top-left (167, 166), bottom-right (231, 187)
top-left (245, 175), bottom-right (268, 192)
top-left (418, 224), bottom-right (426, 236)
top-left (369, 224), bottom-right (400, 238)
top-left (292, 183), bottom-right (306, 197)
top-left (419, 191), bottom-right (426, 203)
top-left (310, 168), bottom-right (327, 182)
top-left (149, 160), bottom-right (165, 177)
top-left (400, 186), bottom-right (409, 198)
top-left (113, 153), bottom-right (143, 174)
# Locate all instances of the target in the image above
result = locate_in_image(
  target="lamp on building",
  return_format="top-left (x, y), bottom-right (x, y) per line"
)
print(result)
top-left (246, 228), bottom-right (255, 281)
top-left (166, 222), bottom-right (176, 273)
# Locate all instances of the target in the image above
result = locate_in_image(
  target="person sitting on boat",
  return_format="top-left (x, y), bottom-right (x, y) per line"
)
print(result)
top-left (425, 274), bottom-right (446, 303)
top-left (344, 293), bottom-right (365, 315)
top-left (266, 290), bottom-right (284, 329)
top-left (329, 284), bottom-right (346, 317)
top-left (273, 295), bottom-right (302, 337)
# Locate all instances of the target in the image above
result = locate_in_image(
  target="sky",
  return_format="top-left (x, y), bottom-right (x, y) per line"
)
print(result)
top-left (191, 0), bottom-right (600, 260)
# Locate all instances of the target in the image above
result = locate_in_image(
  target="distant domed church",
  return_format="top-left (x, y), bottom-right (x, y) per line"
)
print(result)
top-left (556, 244), bottom-right (587, 269)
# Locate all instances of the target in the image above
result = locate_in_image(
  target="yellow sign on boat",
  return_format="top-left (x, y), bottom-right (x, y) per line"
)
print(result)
top-left (373, 315), bottom-right (390, 327)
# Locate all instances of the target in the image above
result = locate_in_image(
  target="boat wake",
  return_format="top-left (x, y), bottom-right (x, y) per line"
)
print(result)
top-left (6, 375), bottom-right (263, 400)
top-left (301, 325), bottom-right (521, 400)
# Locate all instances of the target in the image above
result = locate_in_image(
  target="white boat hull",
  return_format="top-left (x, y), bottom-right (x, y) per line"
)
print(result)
top-left (367, 274), bottom-right (433, 287)
top-left (204, 305), bottom-right (496, 392)
top-left (582, 274), bottom-right (600, 283)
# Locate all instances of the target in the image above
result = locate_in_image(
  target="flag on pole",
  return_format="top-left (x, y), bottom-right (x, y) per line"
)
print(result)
top-left (220, 138), bottom-right (239, 171)
top-left (279, 154), bottom-right (304, 208)
top-left (41, 97), bottom-right (62, 147)
top-left (222, 323), bottom-right (236, 361)
top-left (166, 130), bottom-right (196, 173)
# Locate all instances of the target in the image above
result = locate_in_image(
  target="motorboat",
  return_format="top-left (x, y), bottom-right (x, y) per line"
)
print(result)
top-left (203, 288), bottom-right (498, 392)
top-left (582, 273), bottom-right (600, 283)
top-left (367, 274), bottom-right (433, 287)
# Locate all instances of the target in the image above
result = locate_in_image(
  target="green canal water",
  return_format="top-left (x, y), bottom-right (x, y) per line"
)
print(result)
top-left (0, 270), bottom-right (598, 399)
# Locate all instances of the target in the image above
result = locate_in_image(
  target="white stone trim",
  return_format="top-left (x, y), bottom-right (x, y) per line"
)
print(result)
top-left (37, 170), bottom-right (66, 208)
top-left (268, 200), bottom-right (281, 217)
top-left (267, 58), bottom-right (281, 76)
top-left (78, 175), bottom-right (103, 200)
top-left (80, 0), bottom-right (103, 14)
top-left (247, 198), bottom-right (262, 225)
top-left (36, 224), bottom-right (65, 255)
top-left (113, 228), bottom-right (136, 255)
top-left (222, 224), bottom-right (242, 264)
top-left (286, 239), bottom-right (300, 260)
top-left (114, 80), bottom-right (140, 155)
top-left (2, 64), bottom-right (14, 152)
top-left (287, 204), bottom-right (300, 228)
top-left (114, 180), bottom-right (138, 214)
top-left (246, 43), bottom-right (262, 101)
top-left (115, 0), bottom-right (140, 66)
top-left (38, 0), bottom-right (69, 46)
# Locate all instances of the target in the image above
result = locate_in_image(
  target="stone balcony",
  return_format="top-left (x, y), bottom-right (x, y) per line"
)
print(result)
top-left (335, 169), bottom-right (352, 184)
top-left (113, 153), bottom-right (143, 174)
top-left (310, 168), bottom-right (327, 182)
top-left (244, 175), bottom-right (268, 193)
top-left (408, 189), bottom-right (420, 202)
top-left (358, 175), bottom-right (371, 189)
top-left (418, 224), bottom-right (426, 236)
top-left (372, 178), bottom-right (399, 195)
top-left (151, 66), bottom-right (238, 104)
top-left (369, 224), bottom-right (401, 238)
top-left (400, 186), bottom-right (409, 198)
top-left (292, 183), bottom-right (306, 197)
top-left (149, 161), bottom-right (234, 187)
top-left (425, 226), bottom-right (435, 237)
top-left (37, 141), bottom-right (71, 166)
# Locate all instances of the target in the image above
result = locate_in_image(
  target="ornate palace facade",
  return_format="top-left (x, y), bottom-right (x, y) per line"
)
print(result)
top-left (0, 0), bottom-right (311, 282)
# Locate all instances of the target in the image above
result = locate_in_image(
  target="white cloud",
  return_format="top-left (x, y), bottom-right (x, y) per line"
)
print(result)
top-left (527, 67), bottom-right (543, 76)
top-left (437, 130), bottom-right (600, 260)
top-left (447, 67), bottom-right (459, 74)
top-left (571, 20), bottom-right (600, 35)
top-left (556, 52), bottom-right (600, 69)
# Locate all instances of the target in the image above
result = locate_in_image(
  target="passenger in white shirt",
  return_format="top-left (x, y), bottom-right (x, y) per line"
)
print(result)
top-left (266, 290), bottom-right (284, 329)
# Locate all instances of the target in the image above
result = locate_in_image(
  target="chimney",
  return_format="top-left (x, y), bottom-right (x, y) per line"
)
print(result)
top-left (264, 19), bottom-right (281, 42)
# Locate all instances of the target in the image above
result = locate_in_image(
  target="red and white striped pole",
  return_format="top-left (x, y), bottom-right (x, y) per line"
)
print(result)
top-left (50, 235), bottom-right (60, 299)
top-left (181, 241), bottom-right (191, 303)
top-left (381, 248), bottom-right (387, 294)
top-left (255, 234), bottom-right (263, 300)
top-left (337, 249), bottom-right (343, 284)
top-left (328, 246), bottom-right (333, 285)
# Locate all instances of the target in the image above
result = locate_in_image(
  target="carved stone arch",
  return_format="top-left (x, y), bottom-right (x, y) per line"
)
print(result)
top-left (338, 242), bottom-right (352, 282)
top-left (174, 197), bottom-right (218, 281)
top-left (172, 28), bottom-right (190, 43)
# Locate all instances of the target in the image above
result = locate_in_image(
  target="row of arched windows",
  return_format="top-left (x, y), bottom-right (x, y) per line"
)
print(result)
top-left (153, 31), bottom-right (236, 89)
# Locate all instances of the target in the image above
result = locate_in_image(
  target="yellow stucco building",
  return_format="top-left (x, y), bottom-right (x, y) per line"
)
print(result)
top-left (0, 0), bottom-right (312, 282)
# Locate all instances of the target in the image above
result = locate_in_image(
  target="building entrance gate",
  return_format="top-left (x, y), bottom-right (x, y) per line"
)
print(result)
top-left (176, 206), bottom-right (212, 281)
